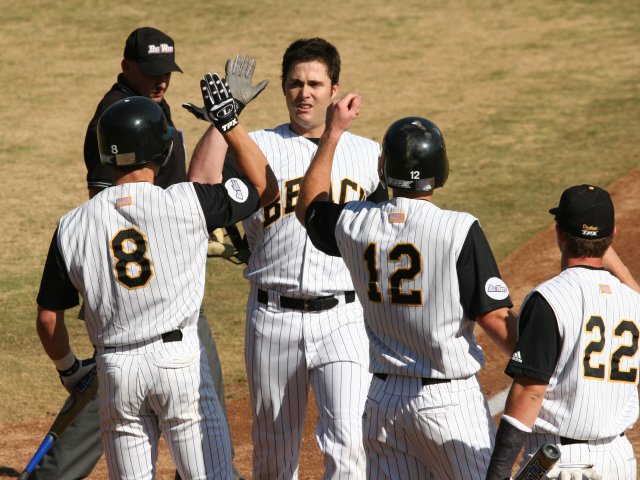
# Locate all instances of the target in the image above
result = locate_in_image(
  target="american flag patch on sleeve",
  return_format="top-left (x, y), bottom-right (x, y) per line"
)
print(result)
top-left (388, 211), bottom-right (406, 223)
top-left (599, 284), bottom-right (612, 294)
top-left (115, 196), bottom-right (133, 208)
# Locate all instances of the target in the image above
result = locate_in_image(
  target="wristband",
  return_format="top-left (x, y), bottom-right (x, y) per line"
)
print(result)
top-left (53, 350), bottom-right (77, 373)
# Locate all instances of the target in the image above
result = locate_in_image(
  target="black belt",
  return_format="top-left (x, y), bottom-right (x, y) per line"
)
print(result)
top-left (560, 432), bottom-right (624, 446)
top-left (257, 289), bottom-right (355, 312)
top-left (161, 329), bottom-right (183, 342)
top-left (374, 373), bottom-right (451, 386)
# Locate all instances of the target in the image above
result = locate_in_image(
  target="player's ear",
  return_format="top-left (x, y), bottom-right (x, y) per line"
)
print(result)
top-left (331, 82), bottom-right (339, 99)
top-left (554, 224), bottom-right (564, 247)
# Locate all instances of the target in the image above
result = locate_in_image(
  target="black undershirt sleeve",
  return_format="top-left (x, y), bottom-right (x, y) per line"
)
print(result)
top-left (306, 201), bottom-right (347, 257)
top-left (505, 292), bottom-right (560, 382)
top-left (221, 149), bottom-right (241, 181)
top-left (193, 179), bottom-right (260, 232)
top-left (456, 221), bottom-right (513, 320)
top-left (365, 183), bottom-right (389, 203)
top-left (36, 228), bottom-right (80, 310)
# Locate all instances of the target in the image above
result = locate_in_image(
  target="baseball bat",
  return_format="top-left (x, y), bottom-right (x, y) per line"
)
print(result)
top-left (514, 443), bottom-right (561, 480)
top-left (18, 366), bottom-right (98, 480)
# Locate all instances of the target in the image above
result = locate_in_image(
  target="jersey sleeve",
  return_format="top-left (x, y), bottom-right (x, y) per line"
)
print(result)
top-left (193, 178), bottom-right (260, 231)
top-left (36, 228), bottom-right (80, 310)
top-left (456, 221), bottom-right (513, 319)
top-left (305, 201), bottom-right (347, 257)
top-left (505, 292), bottom-right (561, 382)
top-left (365, 183), bottom-right (389, 203)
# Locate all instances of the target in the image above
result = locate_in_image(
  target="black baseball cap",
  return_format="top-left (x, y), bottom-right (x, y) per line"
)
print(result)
top-left (549, 184), bottom-right (614, 239)
top-left (123, 27), bottom-right (183, 76)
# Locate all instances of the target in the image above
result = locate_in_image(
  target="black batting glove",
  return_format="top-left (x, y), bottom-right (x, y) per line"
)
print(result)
top-left (183, 73), bottom-right (239, 133)
top-left (225, 54), bottom-right (269, 115)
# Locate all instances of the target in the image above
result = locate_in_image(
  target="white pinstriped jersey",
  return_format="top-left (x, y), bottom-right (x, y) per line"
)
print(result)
top-left (334, 197), bottom-right (506, 379)
top-left (532, 267), bottom-right (640, 440)
top-left (244, 124), bottom-right (380, 296)
top-left (51, 180), bottom-right (255, 347)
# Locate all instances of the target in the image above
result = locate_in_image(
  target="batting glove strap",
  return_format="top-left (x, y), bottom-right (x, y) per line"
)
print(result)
top-left (58, 357), bottom-right (96, 395)
top-left (57, 357), bottom-right (80, 376)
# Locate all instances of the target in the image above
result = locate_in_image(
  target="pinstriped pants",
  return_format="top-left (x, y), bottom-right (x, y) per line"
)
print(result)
top-left (363, 374), bottom-right (494, 480)
top-left (96, 324), bottom-right (232, 479)
top-left (246, 287), bottom-right (371, 479)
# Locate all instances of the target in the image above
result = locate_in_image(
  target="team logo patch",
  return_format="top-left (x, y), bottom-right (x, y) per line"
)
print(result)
top-left (485, 277), bottom-right (509, 300)
top-left (224, 178), bottom-right (249, 203)
top-left (388, 211), bottom-right (406, 223)
top-left (599, 284), bottom-right (612, 294)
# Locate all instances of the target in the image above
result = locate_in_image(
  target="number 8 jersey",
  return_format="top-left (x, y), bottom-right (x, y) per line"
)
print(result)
top-left (37, 179), bottom-right (259, 348)
top-left (507, 267), bottom-right (640, 440)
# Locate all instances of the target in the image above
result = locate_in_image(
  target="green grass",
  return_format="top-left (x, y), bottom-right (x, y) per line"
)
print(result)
top-left (0, 0), bottom-right (639, 423)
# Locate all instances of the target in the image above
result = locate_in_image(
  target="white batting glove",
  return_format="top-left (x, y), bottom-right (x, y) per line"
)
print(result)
top-left (547, 465), bottom-right (602, 480)
top-left (58, 356), bottom-right (96, 394)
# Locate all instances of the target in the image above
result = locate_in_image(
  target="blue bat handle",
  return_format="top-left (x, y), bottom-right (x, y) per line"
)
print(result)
top-left (20, 432), bottom-right (57, 478)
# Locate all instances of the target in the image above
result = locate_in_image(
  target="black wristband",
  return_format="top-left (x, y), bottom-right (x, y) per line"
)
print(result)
top-left (57, 357), bottom-right (79, 376)
top-left (486, 418), bottom-right (529, 480)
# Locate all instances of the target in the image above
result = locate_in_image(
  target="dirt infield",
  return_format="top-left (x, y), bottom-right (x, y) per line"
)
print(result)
top-left (2, 171), bottom-right (639, 478)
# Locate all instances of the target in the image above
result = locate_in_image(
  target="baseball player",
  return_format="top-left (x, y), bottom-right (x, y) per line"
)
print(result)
top-left (187, 38), bottom-right (388, 479)
top-left (35, 76), bottom-right (278, 479)
top-left (295, 100), bottom-right (517, 479)
top-left (34, 28), bottom-right (248, 480)
top-left (486, 185), bottom-right (639, 480)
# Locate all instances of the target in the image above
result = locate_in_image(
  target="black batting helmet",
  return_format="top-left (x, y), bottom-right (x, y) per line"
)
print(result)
top-left (98, 96), bottom-right (174, 169)
top-left (381, 117), bottom-right (448, 192)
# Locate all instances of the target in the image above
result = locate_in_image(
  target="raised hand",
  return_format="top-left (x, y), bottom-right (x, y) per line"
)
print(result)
top-left (225, 54), bottom-right (269, 114)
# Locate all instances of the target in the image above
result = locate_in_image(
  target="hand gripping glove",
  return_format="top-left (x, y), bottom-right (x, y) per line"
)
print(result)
top-left (183, 73), bottom-right (239, 132)
top-left (225, 54), bottom-right (269, 114)
top-left (58, 357), bottom-right (96, 395)
top-left (547, 465), bottom-right (602, 480)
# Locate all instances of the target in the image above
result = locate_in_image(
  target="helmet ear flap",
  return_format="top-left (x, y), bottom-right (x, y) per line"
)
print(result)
top-left (159, 138), bottom-right (174, 169)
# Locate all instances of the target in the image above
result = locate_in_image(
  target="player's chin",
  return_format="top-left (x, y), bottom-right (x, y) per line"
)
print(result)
top-left (148, 92), bottom-right (165, 104)
top-left (291, 113), bottom-right (317, 129)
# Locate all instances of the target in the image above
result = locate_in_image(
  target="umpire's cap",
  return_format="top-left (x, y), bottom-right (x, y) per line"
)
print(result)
top-left (124, 27), bottom-right (183, 76)
top-left (382, 117), bottom-right (449, 192)
top-left (98, 96), bottom-right (174, 169)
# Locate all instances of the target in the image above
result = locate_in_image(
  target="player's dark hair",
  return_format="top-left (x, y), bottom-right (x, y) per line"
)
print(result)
top-left (281, 38), bottom-right (341, 90)
top-left (563, 231), bottom-right (613, 258)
